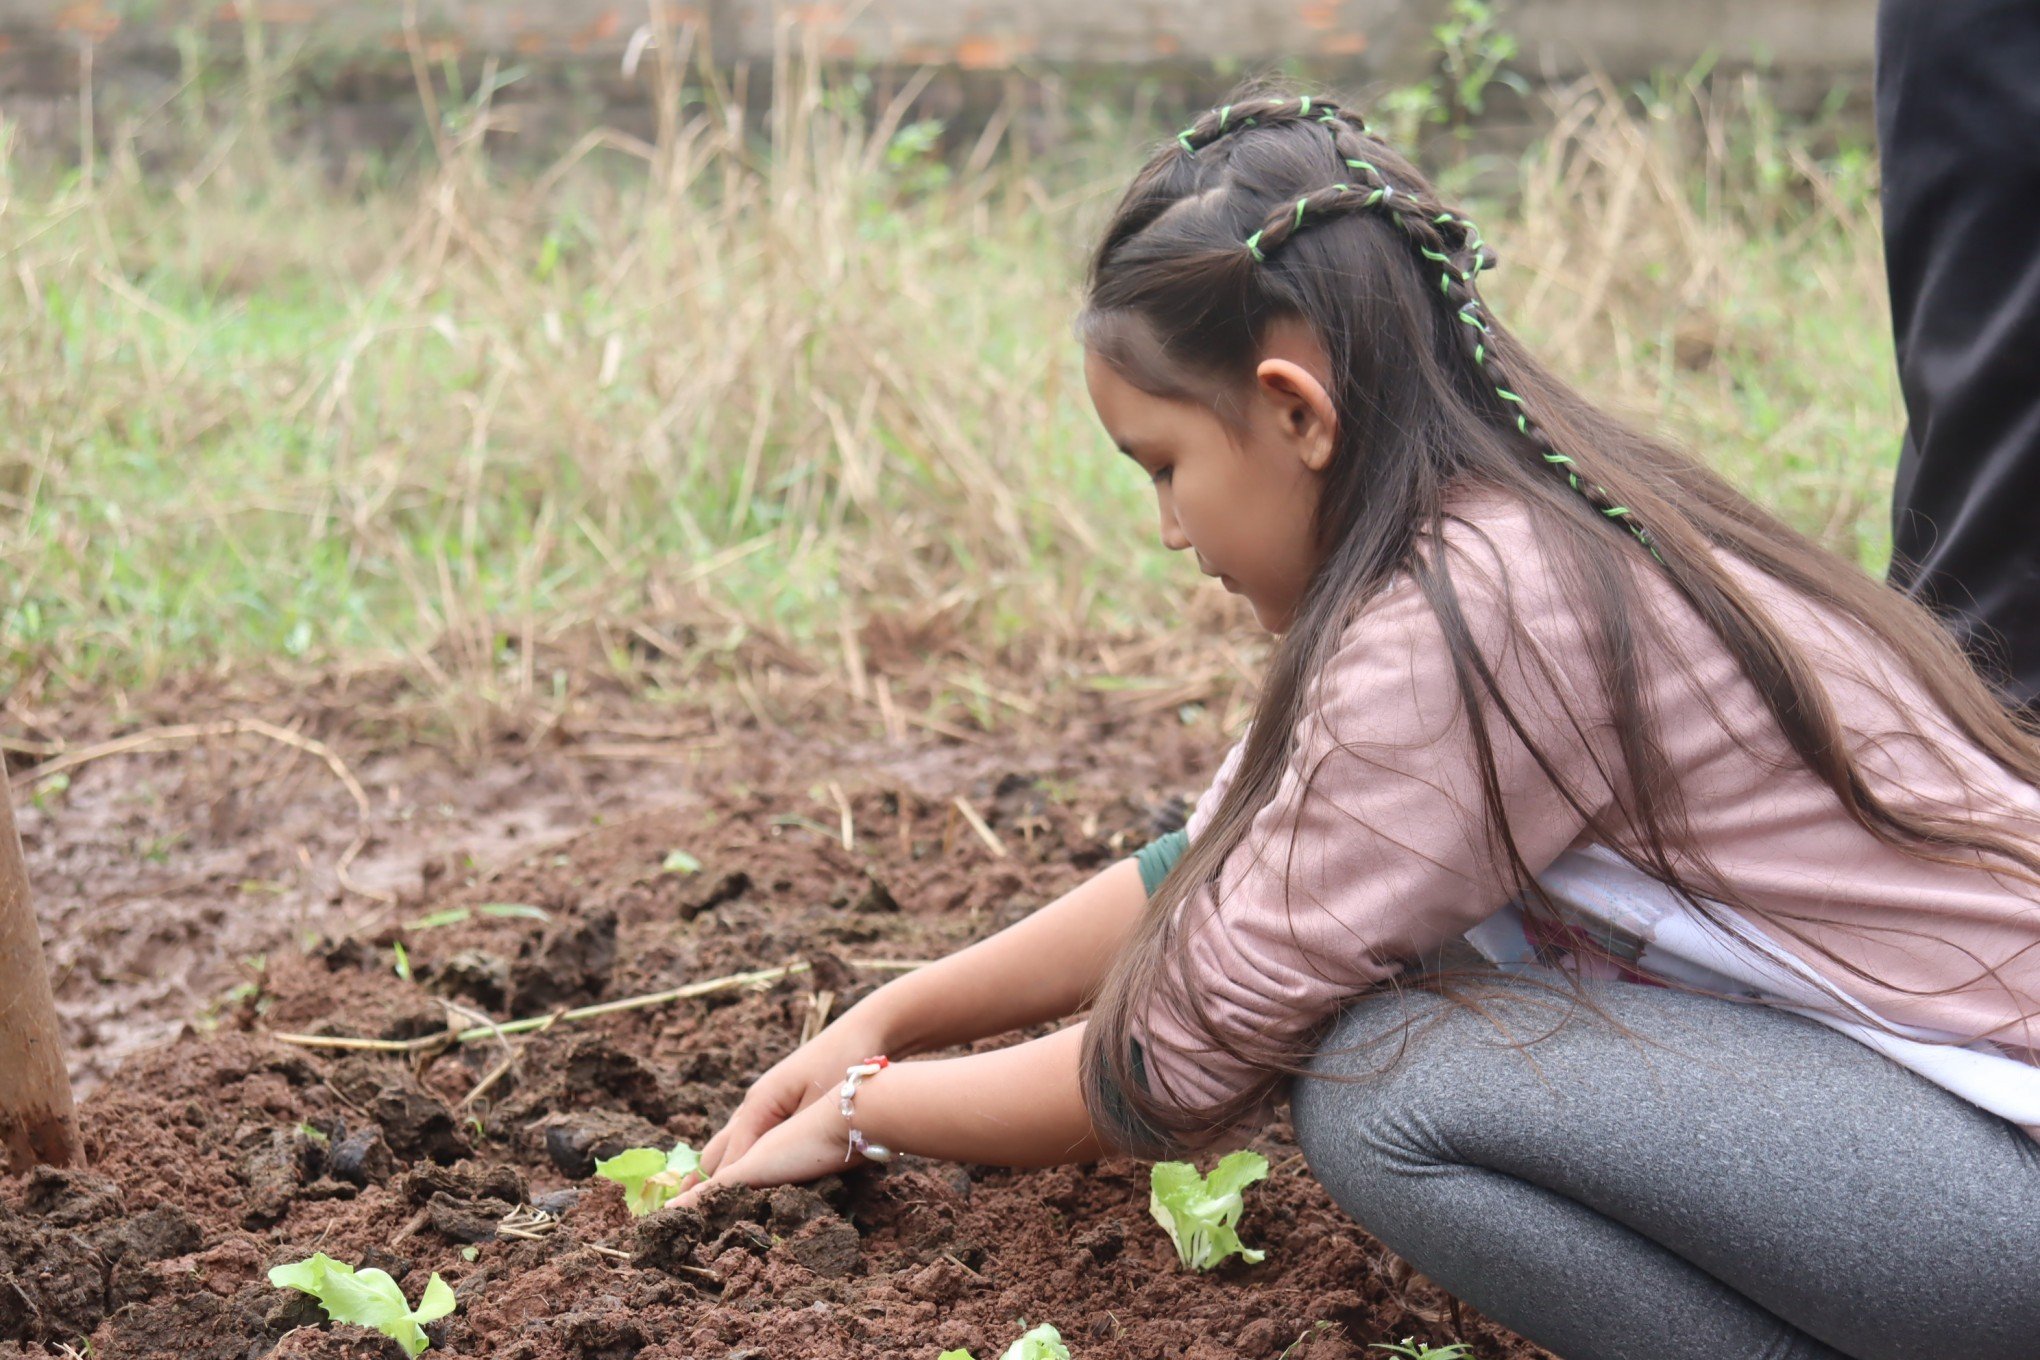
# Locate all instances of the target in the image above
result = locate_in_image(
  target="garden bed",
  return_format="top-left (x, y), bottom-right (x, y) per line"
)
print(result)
top-left (3, 714), bottom-right (1549, 1359)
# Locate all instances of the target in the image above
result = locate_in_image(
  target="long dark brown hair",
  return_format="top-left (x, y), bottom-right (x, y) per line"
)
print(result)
top-left (1077, 83), bottom-right (2040, 1154)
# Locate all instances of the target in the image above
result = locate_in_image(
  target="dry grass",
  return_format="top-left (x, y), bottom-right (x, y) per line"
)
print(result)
top-left (0, 27), bottom-right (1898, 751)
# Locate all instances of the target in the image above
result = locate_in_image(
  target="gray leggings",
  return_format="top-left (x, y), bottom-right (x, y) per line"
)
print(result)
top-left (1288, 971), bottom-right (2040, 1360)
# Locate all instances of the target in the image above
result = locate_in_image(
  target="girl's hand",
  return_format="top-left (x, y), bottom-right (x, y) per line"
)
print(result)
top-left (678, 1010), bottom-right (895, 1197)
top-left (673, 1089), bottom-right (860, 1208)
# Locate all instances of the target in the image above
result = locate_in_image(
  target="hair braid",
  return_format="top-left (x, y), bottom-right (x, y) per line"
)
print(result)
top-left (1236, 126), bottom-right (1663, 564)
top-left (1174, 94), bottom-right (1369, 158)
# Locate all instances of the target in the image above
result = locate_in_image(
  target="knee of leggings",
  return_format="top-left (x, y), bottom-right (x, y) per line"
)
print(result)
top-left (1290, 986), bottom-right (1462, 1206)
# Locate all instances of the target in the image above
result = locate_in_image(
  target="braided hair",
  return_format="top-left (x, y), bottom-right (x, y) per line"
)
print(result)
top-left (1077, 84), bottom-right (2040, 1158)
top-left (1188, 95), bottom-right (1660, 561)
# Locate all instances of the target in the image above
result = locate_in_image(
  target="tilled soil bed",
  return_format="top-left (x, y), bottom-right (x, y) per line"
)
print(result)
top-left (3, 746), bottom-right (1550, 1360)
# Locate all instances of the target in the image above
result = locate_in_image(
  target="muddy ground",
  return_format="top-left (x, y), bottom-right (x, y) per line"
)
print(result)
top-left (2, 690), bottom-right (1551, 1360)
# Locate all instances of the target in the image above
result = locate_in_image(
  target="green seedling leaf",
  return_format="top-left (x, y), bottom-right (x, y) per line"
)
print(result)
top-left (391, 941), bottom-right (412, 981)
top-left (404, 907), bottom-right (473, 931)
top-left (937, 1321), bottom-right (1071, 1360)
top-left (268, 1252), bottom-right (457, 1357)
top-left (402, 902), bottom-right (549, 930)
top-left (593, 1141), bottom-right (702, 1216)
top-left (1149, 1149), bottom-right (1269, 1270)
top-left (296, 1122), bottom-right (330, 1145)
top-left (1371, 1341), bottom-right (1474, 1360)
top-left (660, 849), bottom-right (701, 875)
top-left (477, 902), bottom-right (551, 921)
top-left (1001, 1325), bottom-right (1071, 1360)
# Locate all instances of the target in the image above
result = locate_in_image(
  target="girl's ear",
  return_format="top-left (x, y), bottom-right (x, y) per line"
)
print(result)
top-left (1254, 358), bottom-right (1339, 473)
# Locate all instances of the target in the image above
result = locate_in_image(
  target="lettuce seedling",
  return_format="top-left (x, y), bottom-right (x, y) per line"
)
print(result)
top-left (1149, 1149), bottom-right (1269, 1270)
top-left (1371, 1341), bottom-right (1474, 1359)
top-left (593, 1141), bottom-right (702, 1216)
top-left (938, 1321), bottom-right (1070, 1360)
top-left (267, 1252), bottom-right (456, 1357)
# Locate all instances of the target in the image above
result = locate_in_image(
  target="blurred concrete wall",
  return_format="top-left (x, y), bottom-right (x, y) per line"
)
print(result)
top-left (0, 0), bottom-right (1874, 83)
top-left (0, 0), bottom-right (1875, 157)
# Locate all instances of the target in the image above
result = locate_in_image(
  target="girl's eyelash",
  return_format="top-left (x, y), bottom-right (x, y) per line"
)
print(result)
top-left (1152, 467), bottom-right (1173, 484)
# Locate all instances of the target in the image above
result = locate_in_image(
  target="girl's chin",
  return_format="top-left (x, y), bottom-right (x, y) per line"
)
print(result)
top-left (1244, 597), bottom-right (1290, 635)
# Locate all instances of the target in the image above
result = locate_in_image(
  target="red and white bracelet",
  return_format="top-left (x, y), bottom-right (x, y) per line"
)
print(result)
top-left (839, 1055), bottom-right (894, 1163)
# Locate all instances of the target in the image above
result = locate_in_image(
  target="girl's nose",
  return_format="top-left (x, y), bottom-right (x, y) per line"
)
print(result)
top-left (1157, 490), bottom-right (1191, 553)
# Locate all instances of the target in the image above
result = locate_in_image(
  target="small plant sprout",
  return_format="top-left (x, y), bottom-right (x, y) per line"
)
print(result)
top-left (267, 1253), bottom-right (457, 1357)
top-left (1148, 1149), bottom-right (1269, 1270)
top-left (660, 849), bottom-right (701, 875)
top-left (1371, 1341), bottom-right (1475, 1360)
top-left (937, 1321), bottom-right (1071, 1360)
top-left (391, 941), bottom-right (412, 981)
top-left (401, 903), bottom-right (552, 930)
top-left (593, 1141), bottom-right (703, 1216)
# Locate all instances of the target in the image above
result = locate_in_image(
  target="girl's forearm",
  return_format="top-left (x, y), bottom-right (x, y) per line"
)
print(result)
top-left (851, 1021), bottom-right (1105, 1168)
top-left (853, 857), bottom-right (1149, 1056)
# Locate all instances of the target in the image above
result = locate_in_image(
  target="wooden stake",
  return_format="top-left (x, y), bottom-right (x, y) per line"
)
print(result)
top-left (0, 756), bottom-right (81, 1171)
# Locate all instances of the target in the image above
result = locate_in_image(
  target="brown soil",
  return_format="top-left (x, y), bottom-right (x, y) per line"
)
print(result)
top-left (4, 697), bottom-right (1552, 1360)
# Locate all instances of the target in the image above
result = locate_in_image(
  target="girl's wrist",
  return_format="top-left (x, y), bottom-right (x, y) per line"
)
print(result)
top-left (841, 978), bottom-right (935, 1058)
top-left (837, 1054), bottom-right (895, 1163)
top-left (829, 1026), bottom-right (1102, 1170)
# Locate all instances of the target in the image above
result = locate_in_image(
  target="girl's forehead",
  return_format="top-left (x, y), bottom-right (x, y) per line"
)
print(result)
top-left (1082, 350), bottom-right (1151, 419)
top-left (1083, 353), bottom-right (1196, 436)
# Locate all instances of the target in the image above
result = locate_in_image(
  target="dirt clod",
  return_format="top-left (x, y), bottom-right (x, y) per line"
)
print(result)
top-left (1073, 1219), bottom-right (1126, 1263)
top-left (512, 909), bottom-right (618, 1013)
top-left (423, 1191), bottom-right (512, 1243)
top-left (777, 1215), bottom-right (862, 1278)
top-left (694, 1182), bottom-right (769, 1238)
top-left (371, 1083), bottom-right (472, 1164)
top-left (632, 1203), bottom-right (709, 1274)
top-left (0, 1219), bottom-right (109, 1343)
top-left (765, 1184), bottom-right (833, 1235)
top-left (533, 1109), bottom-right (666, 1179)
top-left (557, 1036), bottom-right (675, 1123)
top-left (19, 1166), bottom-right (123, 1227)
top-left (677, 870), bottom-right (750, 921)
top-left (91, 1203), bottom-right (205, 1265)
top-left (433, 949), bottom-right (511, 1012)
top-left (237, 1128), bottom-right (310, 1228)
top-left (399, 1160), bottom-right (527, 1207)
top-left (532, 1187), bottom-right (584, 1217)
top-left (709, 1221), bottom-right (774, 1258)
top-left (271, 1322), bottom-right (409, 1357)
top-left (329, 1124), bottom-right (397, 1186)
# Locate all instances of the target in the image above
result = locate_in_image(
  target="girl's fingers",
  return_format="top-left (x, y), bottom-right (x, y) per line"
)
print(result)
top-left (716, 1121), bottom-right (768, 1173)
top-left (697, 1096), bottom-right (783, 1179)
top-left (677, 1146), bottom-right (754, 1209)
top-left (682, 1122), bottom-right (744, 1193)
top-left (696, 1123), bottom-right (736, 1177)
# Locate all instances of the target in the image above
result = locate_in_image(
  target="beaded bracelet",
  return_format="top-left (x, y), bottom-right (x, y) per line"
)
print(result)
top-left (839, 1055), bottom-right (894, 1163)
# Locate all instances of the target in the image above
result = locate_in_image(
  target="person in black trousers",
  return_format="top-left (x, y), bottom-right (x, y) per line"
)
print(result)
top-left (1878, 0), bottom-right (2040, 716)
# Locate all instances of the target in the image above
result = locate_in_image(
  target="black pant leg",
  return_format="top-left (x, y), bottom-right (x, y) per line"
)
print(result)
top-left (1879, 0), bottom-right (2040, 713)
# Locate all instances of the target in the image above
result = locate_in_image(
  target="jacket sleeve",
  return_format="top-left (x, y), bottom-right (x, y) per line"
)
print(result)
top-left (1126, 549), bottom-right (1615, 1145)
top-left (1130, 732), bottom-right (1254, 896)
